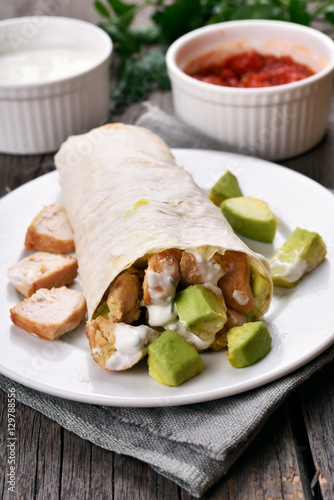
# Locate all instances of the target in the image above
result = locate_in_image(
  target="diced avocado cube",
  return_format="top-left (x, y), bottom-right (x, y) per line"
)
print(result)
top-left (221, 197), bottom-right (278, 243)
top-left (148, 330), bottom-right (202, 386)
top-left (208, 171), bottom-right (243, 205)
top-left (269, 227), bottom-right (327, 287)
top-left (227, 321), bottom-right (272, 368)
top-left (175, 284), bottom-right (227, 334)
top-left (92, 301), bottom-right (110, 320)
top-left (250, 268), bottom-right (272, 318)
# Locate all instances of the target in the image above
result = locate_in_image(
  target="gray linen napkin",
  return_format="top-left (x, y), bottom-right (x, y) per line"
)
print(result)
top-left (1, 106), bottom-right (334, 498)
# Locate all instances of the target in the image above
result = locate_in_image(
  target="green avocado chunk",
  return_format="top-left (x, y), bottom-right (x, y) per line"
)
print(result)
top-left (269, 227), bottom-right (327, 287)
top-left (148, 330), bottom-right (202, 386)
top-left (221, 196), bottom-right (278, 243)
top-left (175, 284), bottom-right (227, 334)
top-left (250, 268), bottom-right (272, 318)
top-left (208, 171), bottom-right (243, 205)
top-left (227, 321), bottom-right (272, 368)
top-left (92, 301), bottom-right (110, 320)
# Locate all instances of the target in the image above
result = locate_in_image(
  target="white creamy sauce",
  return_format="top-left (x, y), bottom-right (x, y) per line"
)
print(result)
top-left (232, 289), bottom-right (249, 306)
top-left (147, 268), bottom-right (175, 300)
top-left (270, 256), bottom-right (308, 283)
top-left (105, 324), bottom-right (158, 371)
top-left (166, 321), bottom-right (215, 351)
top-left (192, 251), bottom-right (225, 286)
top-left (146, 303), bottom-right (177, 327)
top-left (145, 268), bottom-right (177, 326)
top-left (202, 282), bottom-right (222, 296)
top-left (0, 46), bottom-right (98, 84)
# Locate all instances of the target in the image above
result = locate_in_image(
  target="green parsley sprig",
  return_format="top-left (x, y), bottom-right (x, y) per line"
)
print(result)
top-left (94, 0), bottom-right (334, 109)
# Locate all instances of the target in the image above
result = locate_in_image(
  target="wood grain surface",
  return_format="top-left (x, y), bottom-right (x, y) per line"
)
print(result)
top-left (1, 2), bottom-right (334, 499)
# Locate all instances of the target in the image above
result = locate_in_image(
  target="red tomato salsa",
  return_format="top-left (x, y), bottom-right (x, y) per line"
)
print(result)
top-left (186, 50), bottom-right (314, 88)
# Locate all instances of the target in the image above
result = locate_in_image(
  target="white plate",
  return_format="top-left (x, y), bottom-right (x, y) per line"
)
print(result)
top-left (1, 149), bottom-right (334, 407)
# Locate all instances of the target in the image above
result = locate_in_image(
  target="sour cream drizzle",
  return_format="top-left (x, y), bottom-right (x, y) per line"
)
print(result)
top-left (270, 251), bottom-right (308, 283)
top-left (105, 324), bottom-right (158, 371)
top-left (189, 250), bottom-right (225, 295)
top-left (145, 268), bottom-right (177, 326)
top-left (232, 289), bottom-right (249, 306)
top-left (166, 321), bottom-right (216, 351)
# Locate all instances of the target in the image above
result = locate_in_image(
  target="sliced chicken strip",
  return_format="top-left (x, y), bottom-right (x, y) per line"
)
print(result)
top-left (7, 251), bottom-right (78, 297)
top-left (106, 268), bottom-right (143, 324)
top-left (218, 250), bottom-right (256, 314)
top-left (25, 202), bottom-right (75, 253)
top-left (10, 286), bottom-right (86, 340)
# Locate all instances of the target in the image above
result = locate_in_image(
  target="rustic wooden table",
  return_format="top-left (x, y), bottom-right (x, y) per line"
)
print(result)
top-left (1, 3), bottom-right (334, 499)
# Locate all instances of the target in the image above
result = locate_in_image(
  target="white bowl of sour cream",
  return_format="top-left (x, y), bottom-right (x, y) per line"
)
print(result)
top-left (0, 16), bottom-right (112, 154)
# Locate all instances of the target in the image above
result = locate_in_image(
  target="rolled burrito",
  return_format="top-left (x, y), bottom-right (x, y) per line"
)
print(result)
top-left (55, 124), bottom-right (272, 370)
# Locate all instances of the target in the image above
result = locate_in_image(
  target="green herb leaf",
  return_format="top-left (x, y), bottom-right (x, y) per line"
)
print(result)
top-left (113, 48), bottom-right (170, 106)
top-left (128, 24), bottom-right (162, 44)
top-left (100, 23), bottom-right (141, 56)
top-left (107, 0), bottom-right (136, 16)
top-left (94, 0), bottom-right (111, 19)
top-left (229, 4), bottom-right (281, 21)
top-left (289, 0), bottom-right (311, 26)
top-left (152, 0), bottom-right (206, 43)
top-left (325, 6), bottom-right (334, 24)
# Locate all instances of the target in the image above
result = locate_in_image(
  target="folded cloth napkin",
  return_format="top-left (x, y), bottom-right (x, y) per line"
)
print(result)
top-left (1, 105), bottom-right (334, 498)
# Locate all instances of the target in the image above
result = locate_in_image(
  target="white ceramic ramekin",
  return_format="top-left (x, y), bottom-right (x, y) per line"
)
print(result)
top-left (0, 17), bottom-right (112, 155)
top-left (166, 20), bottom-right (334, 160)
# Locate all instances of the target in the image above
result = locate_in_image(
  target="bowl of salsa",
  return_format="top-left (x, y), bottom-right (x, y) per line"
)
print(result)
top-left (166, 20), bottom-right (334, 160)
top-left (187, 50), bottom-right (315, 88)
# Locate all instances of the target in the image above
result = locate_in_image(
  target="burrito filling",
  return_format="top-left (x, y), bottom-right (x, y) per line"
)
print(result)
top-left (86, 248), bottom-right (269, 371)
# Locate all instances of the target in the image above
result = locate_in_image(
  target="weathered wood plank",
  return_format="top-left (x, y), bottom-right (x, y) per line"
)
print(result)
top-left (90, 443), bottom-right (114, 500)
top-left (34, 412), bottom-right (62, 500)
top-left (2, 394), bottom-right (40, 500)
top-left (298, 362), bottom-right (334, 499)
top-left (0, 154), bottom-right (43, 196)
top-left (113, 452), bottom-right (180, 500)
top-left (60, 429), bottom-right (92, 500)
top-left (3, 400), bottom-right (38, 499)
top-left (282, 105), bottom-right (334, 188)
top-left (0, 394), bottom-right (61, 500)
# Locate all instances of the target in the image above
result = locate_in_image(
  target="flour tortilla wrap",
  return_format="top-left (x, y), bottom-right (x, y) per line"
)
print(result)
top-left (55, 123), bottom-right (272, 321)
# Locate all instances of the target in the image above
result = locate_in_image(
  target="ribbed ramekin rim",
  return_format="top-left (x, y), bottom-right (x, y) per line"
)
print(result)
top-left (0, 16), bottom-right (112, 90)
top-left (166, 19), bottom-right (334, 96)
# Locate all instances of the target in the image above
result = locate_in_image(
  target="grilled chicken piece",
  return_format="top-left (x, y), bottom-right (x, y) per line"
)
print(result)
top-left (218, 250), bottom-right (256, 314)
top-left (7, 252), bottom-right (78, 297)
top-left (10, 286), bottom-right (86, 340)
top-left (86, 317), bottom-right (116, 369)
top-left (24, 202), bottom-right (75, 253)
top-left (107, 268), bottom-right (143, 324)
